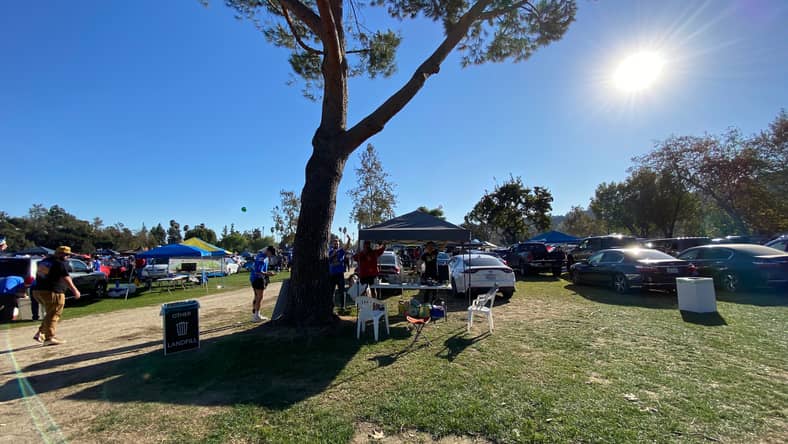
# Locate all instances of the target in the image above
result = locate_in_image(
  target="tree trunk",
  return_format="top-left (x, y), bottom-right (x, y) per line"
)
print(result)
top-left (279, 141), bottom-right (348, 326)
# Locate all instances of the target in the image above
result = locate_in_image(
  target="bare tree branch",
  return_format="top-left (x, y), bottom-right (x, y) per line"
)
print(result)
top-left (278, 0), bottom-right (321, 36)
top-left (316, 0), bottom-right (346, 133)
top-left (342, 0), bottom-right (494, 152)
top-left (278, 1), bottom-right (323, 54)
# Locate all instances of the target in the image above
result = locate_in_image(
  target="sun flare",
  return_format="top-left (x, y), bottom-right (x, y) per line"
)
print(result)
top-left (613, 51), bottom-right (665, 92)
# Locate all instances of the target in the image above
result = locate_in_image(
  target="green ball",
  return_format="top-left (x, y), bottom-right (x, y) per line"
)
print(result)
top-left (241, 207), bottom-right (247, 212)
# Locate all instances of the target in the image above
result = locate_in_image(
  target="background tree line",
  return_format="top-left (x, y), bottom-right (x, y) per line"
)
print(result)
top-left (0, 205), bottom-right (273, 254)
top-left (560, 111), bottom-right (787, 239)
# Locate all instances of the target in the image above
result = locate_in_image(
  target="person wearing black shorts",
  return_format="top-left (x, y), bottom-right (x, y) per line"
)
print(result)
top-left (250, 246), bottom-right (276, 322)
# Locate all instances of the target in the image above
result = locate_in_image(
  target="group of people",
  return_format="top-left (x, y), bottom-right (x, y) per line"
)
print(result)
top-left (327, 238), bottom-right (442, 308)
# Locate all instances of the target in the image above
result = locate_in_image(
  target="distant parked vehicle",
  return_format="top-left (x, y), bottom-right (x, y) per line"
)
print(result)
top-left (504, 242), bottom-right (565, 277)
top-left (569, 248), bottom-right (695, 294)
top-left (65, 258), bottom-right (109, 300)
top-left (140, 258), bottom-right (169, 279)
top-left (377, 251), bottom-right (403, 284)
top-left (224, 258), bottom-right (240, 275)
top-left (449, 253), bottom-right (516, 299)
top-left (644, 237), bottom-right (711, 257)
top-left (711, 235), bottom-right (770, 245)
top-left (765, 235), bottom-right (788, 252)
top-left (677, 244), bottom-right (788, 292)
top-left (566, 235), bottom-right (639, 268)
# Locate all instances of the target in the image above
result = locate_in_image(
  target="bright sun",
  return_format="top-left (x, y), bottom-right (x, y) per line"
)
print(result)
top-left (613, 51), bottom-right (665, 92)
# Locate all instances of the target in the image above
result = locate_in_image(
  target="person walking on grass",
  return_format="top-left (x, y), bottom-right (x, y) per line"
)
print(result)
top-left (250, 246), bottom-right (276, 322)
top-left (32, 246), bottom-right (80, 345)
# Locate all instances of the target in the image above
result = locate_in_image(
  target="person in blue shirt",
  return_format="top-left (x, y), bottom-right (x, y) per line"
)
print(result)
top-left (249, 246), bottom-right (276, 322)
top-left (328, 235), bottom-right (351, 309)
top-left (0, 275), bottom-right (25, 322)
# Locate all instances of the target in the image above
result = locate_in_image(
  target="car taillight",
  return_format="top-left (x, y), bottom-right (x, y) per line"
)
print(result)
top-left (526, 252), bottom-right (533, 261)
top-left (687, 264), bottom-right (697, 275)
top-left (24, 276), bottom-right (35, 287)
top-left (502, 268), bottom-right (513, 273)
top-left (394, 266), bottom-right (400, 273)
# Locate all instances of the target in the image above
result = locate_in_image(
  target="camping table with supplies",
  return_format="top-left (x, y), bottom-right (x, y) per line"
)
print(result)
top-left (152, 275), bottom-right (190, 294)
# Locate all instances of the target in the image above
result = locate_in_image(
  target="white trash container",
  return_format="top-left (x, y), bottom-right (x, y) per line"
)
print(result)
top-left (676, 277), bottom-right (717, 313)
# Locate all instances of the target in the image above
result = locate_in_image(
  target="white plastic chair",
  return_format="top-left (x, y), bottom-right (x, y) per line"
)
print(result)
top-left (467, 286), bottom-right (497, 333)
top-left (356, 296), bottom-right (390, 341)
top-left (345, 282), bottom-right (369, 306)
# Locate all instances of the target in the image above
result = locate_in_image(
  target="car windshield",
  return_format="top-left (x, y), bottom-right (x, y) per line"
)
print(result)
top-left (624, 249), bottom-right (675, 260)
top-left (464, 256), bottom-right (503, 267)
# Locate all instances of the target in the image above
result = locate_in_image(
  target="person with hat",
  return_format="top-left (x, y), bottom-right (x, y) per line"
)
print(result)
top-left (249, 246), bottom-right (276, 322)
top-left (31, 246), bottom-right (80, 345)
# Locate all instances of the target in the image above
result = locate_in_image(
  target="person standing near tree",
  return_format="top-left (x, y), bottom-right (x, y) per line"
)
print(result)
top-left (250, 246), bottom-right (276, 322)
top-left (31, 246), bottom-right (80, 345)
top-left (353, 240), bottom-right (386, 297)
top-left (328, 234), bottom-right (351, 309)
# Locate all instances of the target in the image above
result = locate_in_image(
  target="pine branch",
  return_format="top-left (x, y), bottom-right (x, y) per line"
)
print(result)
top-left (279, 1), bottom-right (323, 54)
top-left (342, 0), bottom-right (494, 152)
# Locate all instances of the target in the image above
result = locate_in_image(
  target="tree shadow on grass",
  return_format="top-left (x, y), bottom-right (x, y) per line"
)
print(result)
top-left (680, 310), bottom-right (727, 326)
top-left (714, 289), bottom-right (788, 307)
top-left (565, 283), bottom-right (678, 310)
top-left (0, 322), bottom-right (365, 410)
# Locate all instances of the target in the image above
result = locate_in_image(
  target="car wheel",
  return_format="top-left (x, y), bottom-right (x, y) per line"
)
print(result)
top-left (613, 274), bottom-right (630, 294)
top-left (721, 272), bottom-right (739, 293)
top-left (501, 289), bottom-right (514, 299)
top-left (95, 282), bottom-right (107, 299)
top-left (571, 270), bottom-right (582, 285)
top-left (552, 267), bottom-right (561, 278)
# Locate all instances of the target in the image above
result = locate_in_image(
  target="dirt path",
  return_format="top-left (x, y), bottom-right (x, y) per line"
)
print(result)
top-left (0, 282), bottom-right (284, 443)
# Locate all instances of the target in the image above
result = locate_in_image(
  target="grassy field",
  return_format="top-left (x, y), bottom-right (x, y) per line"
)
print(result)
top-left (73, 275), bottom-right (787, 443)
top-left (7, 271), bottom-right (290, 327)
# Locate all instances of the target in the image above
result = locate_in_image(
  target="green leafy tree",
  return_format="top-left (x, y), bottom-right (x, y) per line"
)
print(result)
top-left (417, 206), bottom-right (445, 220)
top-left (464, 176), bottom-right (553, 245)
top-left (272, 190), bottom-right (301, 247)
top-left (150, 223), bottom-right (167, 246)
top-left (218, 0), bottom-right (577, 325)
top-left (558, 206), bottom-right (603, 238)
top-left (348, 144), bottom-right (397, 228)
top-left (167, 219), bottom-right (182, 244)
top-left (184, 223), bottom-right (218, 243)
top-left (636, 111), bottom-right (788, 235)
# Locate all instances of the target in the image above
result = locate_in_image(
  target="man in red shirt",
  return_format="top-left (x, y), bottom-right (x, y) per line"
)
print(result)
top-left (353, 241), bottom-right (386, 296)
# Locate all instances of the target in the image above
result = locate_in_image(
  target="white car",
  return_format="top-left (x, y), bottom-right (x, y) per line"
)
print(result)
top-left (224, 258), bottom-right (240, 275)
top-left (449, 253), bottom-right (516, 299)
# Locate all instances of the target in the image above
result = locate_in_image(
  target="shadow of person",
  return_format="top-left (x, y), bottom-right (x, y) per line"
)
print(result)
top-left (0, 322), bottom-right (363, 410)
top-left (680, 310), bottom-right (727, 326)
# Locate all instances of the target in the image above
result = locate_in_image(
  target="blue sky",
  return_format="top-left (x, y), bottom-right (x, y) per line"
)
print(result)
top-left (1, 0), bottom-right (786, 239)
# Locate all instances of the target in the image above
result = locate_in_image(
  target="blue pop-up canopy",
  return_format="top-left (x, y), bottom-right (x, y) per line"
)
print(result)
top-left (529, 230), bottom-right (580, 243)
top-left (136, 244), bottom-right (210, 259)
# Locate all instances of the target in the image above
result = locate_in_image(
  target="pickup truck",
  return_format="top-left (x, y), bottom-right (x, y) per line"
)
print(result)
top-left (504, 242), bottom-right (566, 277)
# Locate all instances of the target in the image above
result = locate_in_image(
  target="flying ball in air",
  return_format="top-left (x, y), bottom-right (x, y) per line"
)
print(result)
top-left (241, 207), bottom-right (247, 212)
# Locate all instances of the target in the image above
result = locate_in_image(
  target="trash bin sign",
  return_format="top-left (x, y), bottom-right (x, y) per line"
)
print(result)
top-left (160, 300), bottom-right (200, 355)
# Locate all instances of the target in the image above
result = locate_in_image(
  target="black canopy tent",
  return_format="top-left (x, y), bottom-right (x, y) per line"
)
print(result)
top-left (358, 210), bottom-right (471, 243)
top-left (357, 210), bottom-right (476, 306)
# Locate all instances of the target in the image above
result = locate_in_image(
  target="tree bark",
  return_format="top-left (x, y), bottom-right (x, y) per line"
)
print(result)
top-left (280, 141), bottom-right (348, 326)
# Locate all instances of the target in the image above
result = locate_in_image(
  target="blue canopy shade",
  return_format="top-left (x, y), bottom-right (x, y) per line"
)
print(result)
top-left (529, 230), bottom-right (580, 243)
top-left (136, 244), bottom-right (210, 259)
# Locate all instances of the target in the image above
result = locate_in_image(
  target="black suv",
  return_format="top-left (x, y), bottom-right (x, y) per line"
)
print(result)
top-left (645, 237), bottom-right (711, 257)
top-left (566, 235), bottom-right (639, 267)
